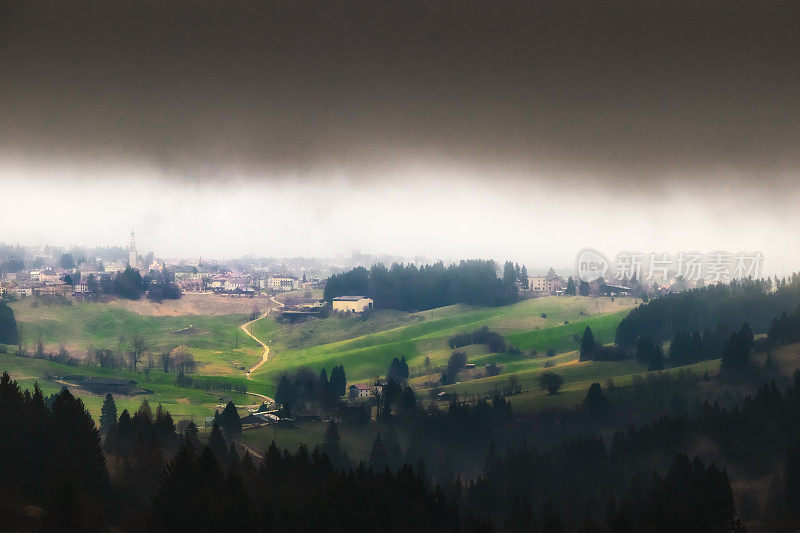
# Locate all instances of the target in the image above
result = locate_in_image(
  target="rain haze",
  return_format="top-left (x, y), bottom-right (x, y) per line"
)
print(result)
top-left (2, 0), bottom-right (800, 270)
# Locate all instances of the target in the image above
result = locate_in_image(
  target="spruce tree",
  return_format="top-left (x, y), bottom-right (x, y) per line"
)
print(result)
top-left (99, 393), bottom-right (117, 436)
top-left (565, 276), bottom-right (576, 296)
top-left (580, 327), bottom-right (597, 360)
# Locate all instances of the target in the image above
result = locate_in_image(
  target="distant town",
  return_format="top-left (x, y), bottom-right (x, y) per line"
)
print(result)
top-left (0, 232), bottom-right (597, 303)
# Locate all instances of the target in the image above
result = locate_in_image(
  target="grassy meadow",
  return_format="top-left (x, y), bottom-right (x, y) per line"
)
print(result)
top-left (0, 352), bottom-right (256, 422)
top-left (11, 297), bottom-right (262, 374)
top-left (1, 294), bottom-right (652, 425)
top-left (249, 296), bottom-right (637, 396)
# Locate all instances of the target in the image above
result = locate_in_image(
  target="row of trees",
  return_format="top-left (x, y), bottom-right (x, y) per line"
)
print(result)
top-left (274, 365), bottom-right (347, 414)
top-left (324, 260), bottom-right (522, 311)
top-left (31, 369), bottom-right (800, 529)
top-left (448, 325), bottom-right (508, 352)
top-left (585, 316), bottom-right (756, 373)
top-left (616, 276), bottom-right (800, 349)
top-left (768, 305), bottom-right (800, 345)
top-left (579, 326), bottom-right (625, 361)
top-left (78, 266), bottom-right (181, 301)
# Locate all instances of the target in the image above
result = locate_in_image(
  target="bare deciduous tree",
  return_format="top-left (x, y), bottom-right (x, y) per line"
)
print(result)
top-left (130, 335), bottom-right (147, 372)
top-left (160, 350), bottom-right (172, 373)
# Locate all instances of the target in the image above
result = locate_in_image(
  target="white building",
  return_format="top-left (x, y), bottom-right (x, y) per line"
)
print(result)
top-left (264, 275), bottom-right (299, 291)
top-left (332, 295), bottom-right (373, 313)
top-left (12, 286), bottom-right (33, 297)
top-left (224, 277), bottom-right (251, 292)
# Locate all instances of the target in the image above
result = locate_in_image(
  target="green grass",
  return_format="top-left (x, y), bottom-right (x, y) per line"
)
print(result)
top-left (11, 298), bottom-right (261, 375)
top-left (241, 421), bottom-right (380, 460)
top-left (438, 352), bottom-right (721, 411)
top-left (7, 295), bottom-right (647, 418)
top-left (248, 296), bottom-right (636, 396)
top-left (0, 353), bottom-right (259, 423)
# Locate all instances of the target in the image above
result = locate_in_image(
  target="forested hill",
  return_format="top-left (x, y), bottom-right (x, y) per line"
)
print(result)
top-left (616, 276), bottom-right (800, 349)
top-left (323, 260), bottom-right (526, 310)
top-left (0, 302), bottom-right (18, 346)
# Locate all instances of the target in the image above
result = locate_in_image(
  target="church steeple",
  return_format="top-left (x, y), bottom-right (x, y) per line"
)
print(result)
top-left (128, 230), bottom-right (137, 267)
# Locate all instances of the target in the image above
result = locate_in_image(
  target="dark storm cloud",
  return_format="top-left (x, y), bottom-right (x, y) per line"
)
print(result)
top-left (2, 0), bottom-right (800, 181)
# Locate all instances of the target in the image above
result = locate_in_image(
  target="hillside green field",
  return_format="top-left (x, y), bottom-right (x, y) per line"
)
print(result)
top-left (249, 296), bottom-right (637, 396)
top-left (1, 294), bottom-right (648, 424)
top-left (0, 352), bottom-right (256, 422)
top-left (11, 297), bottom-right (261, 374)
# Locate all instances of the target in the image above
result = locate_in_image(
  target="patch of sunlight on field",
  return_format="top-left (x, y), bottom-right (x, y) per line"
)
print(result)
top-left (249, 297), bottom-right (636, 387)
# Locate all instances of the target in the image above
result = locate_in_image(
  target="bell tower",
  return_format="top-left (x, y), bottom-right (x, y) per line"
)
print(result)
top-left (128, 230), bottom-right (137, 267)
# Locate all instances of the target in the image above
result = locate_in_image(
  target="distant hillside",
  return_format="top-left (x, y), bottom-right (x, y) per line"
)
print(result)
top-left (251, 296), bottom-right (635, 394)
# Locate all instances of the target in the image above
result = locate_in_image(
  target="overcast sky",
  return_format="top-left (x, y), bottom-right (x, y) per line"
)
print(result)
top-left (2, 0), bottom-right (800, 272)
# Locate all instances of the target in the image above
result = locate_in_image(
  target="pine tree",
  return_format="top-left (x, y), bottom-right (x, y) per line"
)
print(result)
top-left (0, 302), bottom-right (19, 346)
top-left (580, 327), bottom-right (597, 360)
top-left (218, 401), bottom-right (242, 441)
top-left (520, 265), bottom-right (529, 290)
top-left (565, 276), bottom-right (577, 296)
top-left (584, 382), bottom-right (606, 414)
top-left (99, 393), bottom-right (117, 436)
top-left (329, 365), bottom-right (347, 397)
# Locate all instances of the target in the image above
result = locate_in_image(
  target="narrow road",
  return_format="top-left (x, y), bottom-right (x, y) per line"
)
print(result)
top-left (241, 294), bottom-right (285, 381)
top-left (237, 440), bottom-right (264, 459)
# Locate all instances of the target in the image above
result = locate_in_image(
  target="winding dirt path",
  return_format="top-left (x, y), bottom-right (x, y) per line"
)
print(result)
top-left (241, 294), bottom-right (284, 382)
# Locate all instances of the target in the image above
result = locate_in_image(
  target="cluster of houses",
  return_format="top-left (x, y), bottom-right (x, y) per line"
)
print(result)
top-left (1, 268), bottom-right (79, 299)
top-left (0, 232), bottom-right (340, 301)
top-left (525, 268), bottom-right (566, 295)
top-left (198, 273), bottom-right (323, 295)
top-left (0, 268), bottom-right (326, 300)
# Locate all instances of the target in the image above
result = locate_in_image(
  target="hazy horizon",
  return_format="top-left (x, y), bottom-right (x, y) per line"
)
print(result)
top-left (3, 0), bottom-right (800, 273)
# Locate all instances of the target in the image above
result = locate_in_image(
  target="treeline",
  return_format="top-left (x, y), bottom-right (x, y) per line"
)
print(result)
top-left (579, 326), bottom-right (625, 361)
top-left (615, 276), bottom-right (800, 349)
top-left (602, 318), bottom-right (757, 373)
top-left (24, 369), bottom-right (800, 529)
top-left (81, 266), bottom-right (181, 301)
top-left (324, 260), bottom-right (521, 311)
top-left (768, 305), bottom-right (800, 346)
top-left (275, 365), bottom-right (347, 414)
top-left (114, 266), bottom-right (182, 301)
top-left (449, 326), bottom-right (509, 353)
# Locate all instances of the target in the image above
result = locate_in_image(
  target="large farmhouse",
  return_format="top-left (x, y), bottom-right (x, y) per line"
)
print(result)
top-left (332, 295), bottom-right (373, 313)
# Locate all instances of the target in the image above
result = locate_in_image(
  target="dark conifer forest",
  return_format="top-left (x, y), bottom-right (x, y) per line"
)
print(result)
top-left (615, 277), bottom-right (800, 350)
top-left (7, 367), bottom-right (800, 530)
top-left (323, 260), bottom-right (523, 310)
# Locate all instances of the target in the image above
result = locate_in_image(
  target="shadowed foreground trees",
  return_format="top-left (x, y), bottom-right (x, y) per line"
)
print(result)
top-left (0, 373), bottom-right (108, 531)
top-left (18, 368), bottom-right (800, 530)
